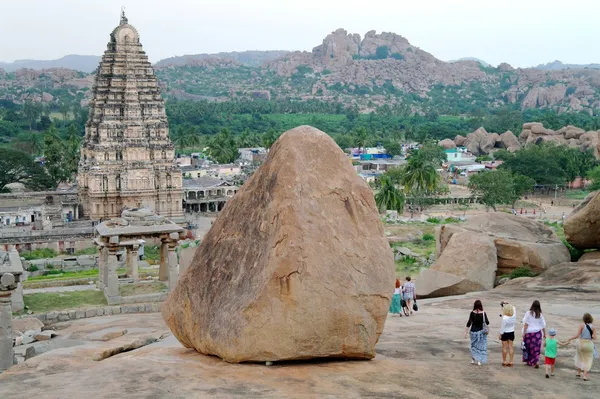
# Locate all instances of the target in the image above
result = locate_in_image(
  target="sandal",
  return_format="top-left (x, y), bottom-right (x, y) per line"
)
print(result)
top-left (508, 363), bottom-right (514, 367)
top-left (502, 363), bottom-right (507, 367)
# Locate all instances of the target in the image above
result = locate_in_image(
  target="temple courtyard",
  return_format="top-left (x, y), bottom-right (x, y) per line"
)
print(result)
top-left (1, 281), bottom-right (598, 399)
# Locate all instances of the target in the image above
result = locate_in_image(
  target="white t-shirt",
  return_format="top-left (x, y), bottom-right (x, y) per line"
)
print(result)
top-left (522, 311), bottom-right (546, 333)
top-left (500, 311), bottom-right (516, 334)
top-left (394, 287), bottom-right (401, 295)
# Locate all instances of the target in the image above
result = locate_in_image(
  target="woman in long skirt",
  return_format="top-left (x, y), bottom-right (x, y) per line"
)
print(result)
top-left (522, 300), bottom-right (546, 367)
top-left (389, 279), bottom-right (402, 316)
top-left (464, 300), bottom-right (490, 365)
top-left (566, 313), bottom-right (597, 381)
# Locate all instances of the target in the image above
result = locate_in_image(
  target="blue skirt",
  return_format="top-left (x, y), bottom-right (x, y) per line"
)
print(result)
top-left (470, 330), bottom-right (488, 363)
top-left (389, 293), bottom-right (401, 314)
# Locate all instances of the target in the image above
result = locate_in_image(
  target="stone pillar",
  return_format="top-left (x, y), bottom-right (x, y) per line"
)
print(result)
top-left (97, 246), bottom-right (107, 289)
top-left (104, 240), bottom-right (121, 305)
top-left (128, 245), bottom-right (139, 281)
top-left (167, 233), bottom-right (179, 291)
top-left (0, 293), bottom-right (15, 371)
top-left (10, 283), bottom-right (24, 313)
top-left (159, 241), bottom-right (168, 281)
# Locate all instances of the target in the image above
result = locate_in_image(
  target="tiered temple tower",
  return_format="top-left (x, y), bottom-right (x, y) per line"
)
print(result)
top-left (78, 12), bottom-right (183, 221)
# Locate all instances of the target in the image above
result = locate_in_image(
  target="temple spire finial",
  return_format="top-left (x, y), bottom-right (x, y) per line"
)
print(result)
top-left (120, 6), bottom-right (128, 25)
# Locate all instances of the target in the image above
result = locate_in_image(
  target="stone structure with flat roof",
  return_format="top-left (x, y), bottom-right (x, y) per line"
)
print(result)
top-left (77, 12), bottom-right (183, 222)
top-left (94, 208), bottom-right (184, 305)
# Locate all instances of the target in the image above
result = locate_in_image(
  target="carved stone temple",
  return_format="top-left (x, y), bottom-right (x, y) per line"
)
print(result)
top-left (77, 12), bottom-right (184, 222)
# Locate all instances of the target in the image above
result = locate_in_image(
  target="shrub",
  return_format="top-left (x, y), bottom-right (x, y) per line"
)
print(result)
top-left (561, 237), bottom-right (583, 261)
top-left (20, 248), bottom-right (58, 260)
top-left (510, 266), bottom-right (537, 279)
top-left (422, 233), bottom-right (435, 241)
top-left (443, 217), bottom-right (461, 223)
top-left (26, 265), bottom-right (39, 272)
top-left (402, 255), bottom-right (417, 265)
top-left (426, 217), bottom-right (441, 224)
top-left (391, 52), bottom-right (404, 60)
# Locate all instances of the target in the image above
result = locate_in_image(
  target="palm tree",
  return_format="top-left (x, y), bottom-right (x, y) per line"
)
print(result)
top-left (375, 174), bottom-right (405, 214)
top-left (400, 154), bottom-right (442, 218)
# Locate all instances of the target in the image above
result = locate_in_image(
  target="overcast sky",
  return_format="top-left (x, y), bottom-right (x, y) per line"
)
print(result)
top-left (1, 0), bottom-right (599, 67)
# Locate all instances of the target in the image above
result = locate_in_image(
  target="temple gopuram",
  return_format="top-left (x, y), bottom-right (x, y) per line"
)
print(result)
top-left (77, 12), bottom-right (183, 222)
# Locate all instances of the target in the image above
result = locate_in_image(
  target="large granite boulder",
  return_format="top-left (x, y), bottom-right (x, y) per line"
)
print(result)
top-left (417, 269), bottom-right (486, 298)
top-left (480, 133), bottom-right (500, 154)
top-left (162, 125), bottom-right (395, 363)
top-left (564, 191), bottom-right (600, 250)
top-left (439, 138), bottom-right (456, 149)
top-left (436, 213), bottom-right (569, 276)
top-left (454, 135), bottom-right (467, 147)
top-left (430, 231), bottom-right (497, 291)
top-left (464, 127), bottom-right (487, 155)
top-left (499, 131), bottom-right (521, 152)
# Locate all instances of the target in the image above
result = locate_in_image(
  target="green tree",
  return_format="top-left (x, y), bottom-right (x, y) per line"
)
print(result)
top-left (468, 170), bottom-right (535, 211)
top-left (208, 128), bottom-right (238, 163)
top-left (375, 174), bottom-right (405, 213)
top-left (383, 140), bottom-right (402, 157)
top-left (0, 147), bottom-right (52, 192)
top-left (353, 127), bottom-right (368, 152)
top-left (587, 165), bottom-right (600, 190)
top-left (261, 128), bottom-right (279, 149)
top-left (400, 153), bottom-right (443, 217)
top-left (43, 125), bottom-right (72, 187)
top-left (22, 101), bottom-right (41, 132)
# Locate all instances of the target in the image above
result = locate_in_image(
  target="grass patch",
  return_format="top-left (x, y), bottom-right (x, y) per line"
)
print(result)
top-left (20, 248), bottom-right (58, 260)
top-left (27, 269), bottom-right (99, 282)
top-left (144, 245), bottom-right (161, 263)
top-left (565, 190), bottom-right (591, 200)
top-left (23, 290), bottom-right (107, 313)
top-left (120, 281), bottom-right (167, 297)
top-left (74, 247), bottom-right (98, 256)
top-left (422, 233), bottom-right (435, 241)
top-left (426, 217), bottom-right (441, 224)
top-left (509, 266), bottom-right (538, 279)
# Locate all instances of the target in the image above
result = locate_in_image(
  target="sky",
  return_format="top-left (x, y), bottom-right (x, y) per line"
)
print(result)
top-left (1, 0), bottom-right (599, 67)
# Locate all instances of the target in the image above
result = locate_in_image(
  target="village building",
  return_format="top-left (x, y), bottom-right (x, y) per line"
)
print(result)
top-left (182, 177), bottom-right (238, 213)
top-left (238, 147), bottom-right (267, 163)
top-left (77, 12), bottom-right (183, 222)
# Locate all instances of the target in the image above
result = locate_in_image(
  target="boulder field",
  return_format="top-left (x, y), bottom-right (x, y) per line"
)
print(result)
top-left (418, 213), bottom-right (570, 298)
top-left (162, 125), bottom-right (395, 363)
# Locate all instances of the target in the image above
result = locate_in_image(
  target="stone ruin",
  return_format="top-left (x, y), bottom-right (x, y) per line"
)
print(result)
top-left (95, 208), bottom-right (185, 305)
top-left (162, 126), bottom-right (395, 363)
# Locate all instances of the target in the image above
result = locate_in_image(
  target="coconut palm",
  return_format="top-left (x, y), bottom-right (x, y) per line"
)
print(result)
top-left (375, 174), bottom-right (405, 214)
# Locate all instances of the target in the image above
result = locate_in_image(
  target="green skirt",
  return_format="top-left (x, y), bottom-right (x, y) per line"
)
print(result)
top-left (389, 293), bottom-right (401, 314)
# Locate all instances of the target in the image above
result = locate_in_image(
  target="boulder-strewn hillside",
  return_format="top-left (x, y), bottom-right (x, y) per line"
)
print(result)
top-left (0, 55), bottom-right (101, 73)
top-left (155, 51), bottom-right (290, 68)
top-left (535, 60), bottom-right (600, 71)
top-left (2, 29), bottom-right (600, 114)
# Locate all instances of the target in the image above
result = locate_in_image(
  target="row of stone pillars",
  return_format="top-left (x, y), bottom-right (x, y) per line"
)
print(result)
top-left (96, 233), bottom-right (180, 305)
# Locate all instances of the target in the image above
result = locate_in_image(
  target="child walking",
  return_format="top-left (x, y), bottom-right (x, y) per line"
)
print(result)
top-left (543, 328), bottom-right (558, 378)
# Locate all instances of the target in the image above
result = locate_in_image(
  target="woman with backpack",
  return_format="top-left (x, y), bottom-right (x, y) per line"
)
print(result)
top-left (566, 313), bottom-right (597, 381)
top-left (464, 300), bottom-right (490, 366)
top-left (402, 276), bottom-right (416, 316)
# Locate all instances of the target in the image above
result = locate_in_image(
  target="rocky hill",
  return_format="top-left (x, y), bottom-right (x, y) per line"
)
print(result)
top-left (2, 29), bottom-right (600, 114)
top-left (155, 50), bottom-right (290, 68)
top-left (0, 55), bottom-right (101, 73)
top-left (535, 60), bottom-right (600, 71)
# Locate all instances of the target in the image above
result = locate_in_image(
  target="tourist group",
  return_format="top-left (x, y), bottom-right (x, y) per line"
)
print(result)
top-left (463, 299), bottom-right (597, 381)
top-left (389, 278), bottom-right (417, 317)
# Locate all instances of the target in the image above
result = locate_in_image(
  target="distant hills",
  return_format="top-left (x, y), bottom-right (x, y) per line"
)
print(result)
top-left (155, 51), bottom-right (290, 68)
top-left (3, 31), bottom-right (600, 115)
top-left (535, 60), bottom-right (600, 71)
top-left (449, 57), bottom-right (492, 67)
top-left (0, 55), bottom-right (101, 73)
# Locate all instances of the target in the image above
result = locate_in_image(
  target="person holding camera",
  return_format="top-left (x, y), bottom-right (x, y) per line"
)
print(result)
top-left (499, 301), bottom-right (516, 367)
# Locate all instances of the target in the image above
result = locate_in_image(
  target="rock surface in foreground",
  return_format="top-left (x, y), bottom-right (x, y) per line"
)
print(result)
top-left (162, 125), bottom-right (394, 363)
